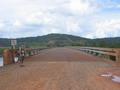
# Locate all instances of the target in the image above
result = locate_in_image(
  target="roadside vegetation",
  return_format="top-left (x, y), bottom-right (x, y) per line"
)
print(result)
top-left (0, 48), bottom-right (5, 56)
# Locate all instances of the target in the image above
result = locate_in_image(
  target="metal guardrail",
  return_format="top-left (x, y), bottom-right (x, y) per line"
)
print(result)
top-left (79, 47), bottom-right (120, 62)
top-left (24, 48), bottom-right (48, 57)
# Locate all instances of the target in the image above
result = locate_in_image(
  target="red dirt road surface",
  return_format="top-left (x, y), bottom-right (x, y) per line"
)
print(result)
top-left (0, 48), bottom-right (120, 90)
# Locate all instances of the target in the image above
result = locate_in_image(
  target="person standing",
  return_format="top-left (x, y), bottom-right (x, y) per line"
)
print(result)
top-left (18, 48), bottom-right (25, 67)
top-left (20, 49), bottom-right (25, 64)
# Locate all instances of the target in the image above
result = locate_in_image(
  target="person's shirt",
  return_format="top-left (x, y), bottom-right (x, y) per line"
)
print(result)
top-left (21, 50), bottom-right (25, 57)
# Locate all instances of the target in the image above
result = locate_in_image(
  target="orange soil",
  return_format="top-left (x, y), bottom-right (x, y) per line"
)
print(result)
top-left (0, 48), bottom-right (119, 90)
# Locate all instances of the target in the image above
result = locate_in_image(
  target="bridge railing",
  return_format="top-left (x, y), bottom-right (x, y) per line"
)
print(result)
top-left (3, 47), bottom-right (48, 65)
top-left (24, 48), bottom-right (48, 57)
top-left (79, 47), bottom-right (120, 62)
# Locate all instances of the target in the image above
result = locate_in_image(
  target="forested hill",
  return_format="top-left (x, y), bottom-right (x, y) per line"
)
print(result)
top-left (0, 33), bottom-right (120, 48)
top-left (93, 37), bottom-right (120, 48)
top-left (17, 34), bottom-right (91, 47)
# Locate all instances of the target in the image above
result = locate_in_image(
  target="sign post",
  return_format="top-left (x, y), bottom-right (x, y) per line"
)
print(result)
top-left (11, 39), bottom-right (17, 49)
top-left (11, 39), bottom-right (17, 63)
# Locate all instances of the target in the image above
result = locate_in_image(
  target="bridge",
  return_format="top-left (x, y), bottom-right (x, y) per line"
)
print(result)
top-left (0, 47), bottom-right (120, 90)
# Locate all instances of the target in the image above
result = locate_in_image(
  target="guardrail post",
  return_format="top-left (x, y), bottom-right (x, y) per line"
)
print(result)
top-left (116, 50), bottom-right (120, 62)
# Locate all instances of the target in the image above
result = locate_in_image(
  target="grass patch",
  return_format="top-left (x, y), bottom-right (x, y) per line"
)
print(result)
top-left (0, 47), bottom-right (9, 56)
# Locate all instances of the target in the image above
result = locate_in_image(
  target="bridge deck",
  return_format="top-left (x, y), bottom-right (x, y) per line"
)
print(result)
top-left (0, 48), bottom-right (119, 90)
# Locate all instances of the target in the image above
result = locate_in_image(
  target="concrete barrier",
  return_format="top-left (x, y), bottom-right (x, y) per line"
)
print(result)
top-left (3, 49), bottom-right (14, 65)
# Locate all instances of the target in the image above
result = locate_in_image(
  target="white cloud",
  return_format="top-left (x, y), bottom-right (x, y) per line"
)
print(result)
top-left (0, 0), bottom-right (120, 38)
top-left (0, 23), bottom-right (4, 29)
top-left (42, 27), bottom-right (61, 35)
top-left (25, 11), bottom-right (55, 26)
top-left (13, 20), bottom-right (22, 27)
top-left (66, 17), bottom-right (81, 32)
top-left (86, 19), bottom-right (120, 38)
top-left (68, 0), bottom-right (97, 15)
top-left (0, 22), bottom-right (5, 31)
top-left (53, 0), bottom-right (99, 16)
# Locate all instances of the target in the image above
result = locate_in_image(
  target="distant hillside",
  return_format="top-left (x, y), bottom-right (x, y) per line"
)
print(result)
top-left (17, 34), bottom-right (91, 47)
top-left (0, 38), bottom-right (10, 47)
top-left (0, 33), bottom-right (120, 48)
top-left (93, 37), bottom-right (120, 48)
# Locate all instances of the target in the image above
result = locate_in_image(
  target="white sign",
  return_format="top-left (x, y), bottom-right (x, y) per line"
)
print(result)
top-left (11, 39), bottom-right (17, 46)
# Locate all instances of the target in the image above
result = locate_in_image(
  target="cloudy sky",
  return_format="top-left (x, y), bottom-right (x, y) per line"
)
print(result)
top-left (0, 0), bottom-right (120, 38)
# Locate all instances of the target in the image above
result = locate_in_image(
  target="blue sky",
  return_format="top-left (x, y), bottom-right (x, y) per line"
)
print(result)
top-left (0, 0), bottom-right (120, 38)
